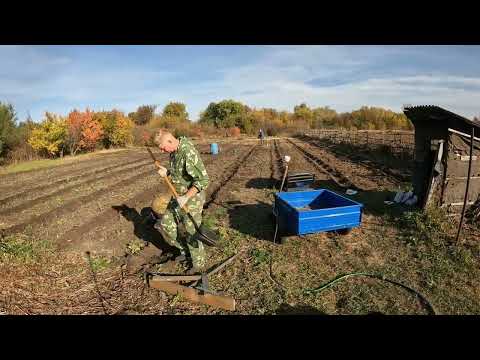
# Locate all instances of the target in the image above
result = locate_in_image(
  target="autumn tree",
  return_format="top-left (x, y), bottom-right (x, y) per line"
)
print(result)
top-left (80, 115), bottom-right (104, 151)
top-left (94, 110), bottom-right (134, 147)
top-left (28, 113), bottom-right (68, 157)
top-left (66, 109), bottom-right (103, 155)
top-left (128, 105), bottom-right (157, 125)
top-left (199, 100), bottom-right (248, 128)
top-left (293, 103), bottom-right (314, 127)
top-left (93, 111), bottom-right (115, 148)
top-left (162, 102), bottom-right (189, 121)
top-left (111, 114), bottom-right (134, 146)
top-left (312, 106), bottom-right (337, 128)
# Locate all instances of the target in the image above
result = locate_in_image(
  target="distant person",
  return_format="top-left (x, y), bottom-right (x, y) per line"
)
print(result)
top-left (258, 128), bottom-right (265, 145)
top-left (152, 129), bottom-right (209, 273)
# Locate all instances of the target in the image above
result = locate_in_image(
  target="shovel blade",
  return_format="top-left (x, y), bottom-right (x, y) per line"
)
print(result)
top-left (195, 225), bottom-right (220, 247)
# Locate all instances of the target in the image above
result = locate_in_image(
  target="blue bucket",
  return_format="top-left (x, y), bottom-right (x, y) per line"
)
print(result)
top-left (210, 143), bottom-right (219, 155)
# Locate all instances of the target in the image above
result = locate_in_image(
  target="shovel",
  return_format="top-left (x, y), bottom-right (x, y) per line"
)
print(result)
top-left (146, 147), bottom-right (219, 247)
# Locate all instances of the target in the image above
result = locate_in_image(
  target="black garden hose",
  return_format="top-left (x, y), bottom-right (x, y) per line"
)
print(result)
top-left (304, 272), bottom-right (437, 315)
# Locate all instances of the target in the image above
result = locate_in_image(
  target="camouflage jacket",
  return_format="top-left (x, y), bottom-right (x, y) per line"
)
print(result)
top-left (168, 136), bottom-right (209, 195)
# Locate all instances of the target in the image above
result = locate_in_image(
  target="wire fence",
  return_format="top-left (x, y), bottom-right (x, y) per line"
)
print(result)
top-left (303, 129), bottom-right (415, 160)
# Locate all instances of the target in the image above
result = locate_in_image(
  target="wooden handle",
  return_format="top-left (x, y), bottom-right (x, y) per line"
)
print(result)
top-left (163, 175), bottom-right (180, 198)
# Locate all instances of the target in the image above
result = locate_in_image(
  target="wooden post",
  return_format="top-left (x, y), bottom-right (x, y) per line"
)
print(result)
top-left (455, 126), bottom-right (476, 243)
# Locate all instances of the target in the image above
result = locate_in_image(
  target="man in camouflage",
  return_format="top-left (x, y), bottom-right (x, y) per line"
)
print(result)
top-left (153, 130), bottom-right (209, 272)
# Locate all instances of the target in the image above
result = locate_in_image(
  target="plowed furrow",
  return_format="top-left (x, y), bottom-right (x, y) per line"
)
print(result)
top-left (0, 160), bottom-right (155, 215)
top-left (286, 138), bottom-right (356, 190)
top-left (0, 150), bottom-right (139, 186)
top-left (0, 156), bottom-right (159, 205)
top-left (56, 144), bottom-right (244, 248)
top-left (0, 167), bottom-right (156, 236)
top-left (204, 144), bottom-right (257, 209)
top-left (56, 183), bottom-right (165, 249)
top-left (299, 135), bottom-right (408, 184)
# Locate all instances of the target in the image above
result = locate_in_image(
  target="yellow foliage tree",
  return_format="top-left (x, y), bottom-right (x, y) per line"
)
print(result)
top-left (111, 115), bottom-right (134, 146)
top-left (28, 113), bottom-right (67, 157)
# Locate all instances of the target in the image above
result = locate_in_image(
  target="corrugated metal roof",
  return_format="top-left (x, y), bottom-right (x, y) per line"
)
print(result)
top-left (403, 105), bottom-right (480, 130)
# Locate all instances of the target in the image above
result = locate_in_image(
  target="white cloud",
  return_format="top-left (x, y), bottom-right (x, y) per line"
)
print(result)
top-left (182, 48), bottom-right (480, 119)
top-left (2, 45), bottom-right (480, 121)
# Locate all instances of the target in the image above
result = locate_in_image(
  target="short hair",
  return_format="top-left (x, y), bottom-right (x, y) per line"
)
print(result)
top-left (154, 128), bottom-right (172, 145)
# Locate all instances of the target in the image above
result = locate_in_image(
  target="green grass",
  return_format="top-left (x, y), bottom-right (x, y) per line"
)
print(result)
top-left (203, 207), bottom-right (227, 229)
top-left (0, 234), bottom-right (53, 263)
top-left (1, 158), bottom-right (68, 174)
top-left (0, 148), bottom-right (128, 175)
top-left (218, 200), bottom-right (479, 314)
top-left (202, 214), bottom-right (217, 229)
top-left (88, 255), bottom-right (112, 273)
top-left (398, 206), bottom-right (453, 246)
top-left (250, 248), bottom-right (271, 266)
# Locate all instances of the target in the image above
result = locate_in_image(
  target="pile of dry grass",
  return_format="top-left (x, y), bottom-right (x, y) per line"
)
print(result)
top-left (0, 249), bottom-right (173, 315)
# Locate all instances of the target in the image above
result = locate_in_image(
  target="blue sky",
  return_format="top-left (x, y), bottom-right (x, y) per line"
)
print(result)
top-left (1, 45), bottom-right (480, 122)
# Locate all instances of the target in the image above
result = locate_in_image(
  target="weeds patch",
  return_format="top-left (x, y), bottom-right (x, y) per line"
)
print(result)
top-left (250, 248), bottom-right (271, 266)
top-left (88, 255), bottom-right (112, 273)
top-left (398, 206), bottom-right (453, 246)
top-left (126, 239), bottom-right (144, 255)
top-left (0, 234), bottom-right (52, 263)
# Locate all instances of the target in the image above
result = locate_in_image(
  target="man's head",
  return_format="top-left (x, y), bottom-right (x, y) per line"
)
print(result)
top-left (154, 129), bottom-right (179, 153)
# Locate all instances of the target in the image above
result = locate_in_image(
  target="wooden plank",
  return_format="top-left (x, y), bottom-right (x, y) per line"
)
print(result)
top-left (443, 179), bottom-right (480, 204)
top-left (460, 155), bottom-right (478, 161)
top-left (149, 279), bottom-right (236, 311)
top-left (446, 177), bottom-right (480, 181)
top-left (447, 202), bottom-right (475, 206)
top-left (446, 159), bottom-right (480, 179)
top-left (423, 145), bottom-right (441, 209)
top-left (448, 128), bottom-right (480, 142)
top-left (151, 275), bottom-right (202, 282)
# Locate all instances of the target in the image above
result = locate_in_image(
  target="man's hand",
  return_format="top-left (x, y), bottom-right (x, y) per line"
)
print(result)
top-left (176, 194), bottom-right (189, 209)
top-left (157, 165), bottom-right (168, 177)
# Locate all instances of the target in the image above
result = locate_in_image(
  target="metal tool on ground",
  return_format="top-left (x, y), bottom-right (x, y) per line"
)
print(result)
top-left (146, 146), bottom-right (219, 247)
top-left (146, 251), bottom-right (243, 282)
top-left (146, 251), bottom-right (243, 311)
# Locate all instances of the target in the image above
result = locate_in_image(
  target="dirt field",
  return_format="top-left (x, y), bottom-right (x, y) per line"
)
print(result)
top-left (1, 137), bottom-right (479, 315)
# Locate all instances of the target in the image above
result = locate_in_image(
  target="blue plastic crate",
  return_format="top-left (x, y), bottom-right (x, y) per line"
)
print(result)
top-left (273, 189), bottom-right (363, 235)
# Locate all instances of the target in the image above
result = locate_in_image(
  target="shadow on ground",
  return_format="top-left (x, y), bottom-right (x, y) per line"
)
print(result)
top-left (245, 177), bottom-right (277, 190)
top-left (275, 303), bottom-right (326, 315)
top-left (112, 205), bottom-right (174, 253)
top-left (227, 200), bottom-right (275, 242)
top-left (275, 303), bottom-right (386, 315)
top-left (312, 179), bottom-right (409, 218)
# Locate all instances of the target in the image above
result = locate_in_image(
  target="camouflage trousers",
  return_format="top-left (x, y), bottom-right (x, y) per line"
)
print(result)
top-left (156, 191), bottom-right (206, 269)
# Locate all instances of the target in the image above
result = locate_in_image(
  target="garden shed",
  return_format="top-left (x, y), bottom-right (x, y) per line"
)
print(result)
top-left (403, 105), bottom-right (480, 214)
